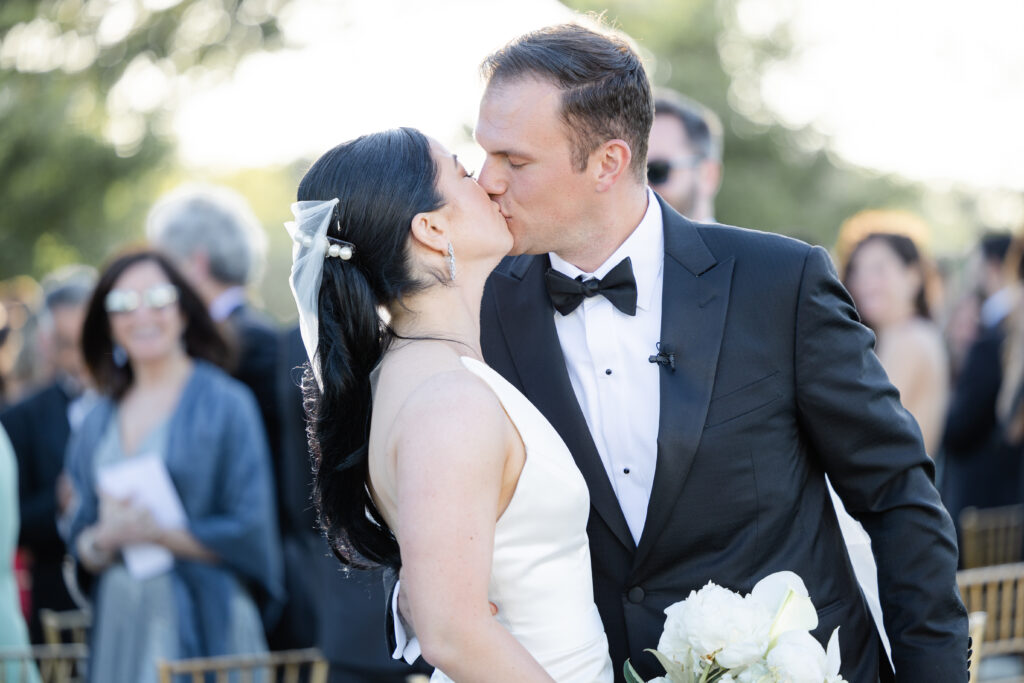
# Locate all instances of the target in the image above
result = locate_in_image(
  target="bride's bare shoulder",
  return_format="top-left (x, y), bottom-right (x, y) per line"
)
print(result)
top-left (379, 348), bottom-right (509, 456)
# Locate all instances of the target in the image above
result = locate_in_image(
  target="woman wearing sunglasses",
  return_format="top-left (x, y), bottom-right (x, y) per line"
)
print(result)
top-left (65, 249), bottom-right (282, 683)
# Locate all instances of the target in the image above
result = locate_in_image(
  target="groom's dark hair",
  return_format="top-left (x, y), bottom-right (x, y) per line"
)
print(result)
top-left (482, 23), bottom-right (654, 182)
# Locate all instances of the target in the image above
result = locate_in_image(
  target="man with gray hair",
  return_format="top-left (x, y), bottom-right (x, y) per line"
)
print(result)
top-left (146, 184), bottom-right (282, 507)
top-left (1, 264), bottom-right (97, 641)
top-left (647, 88), bottom-right (723, 222)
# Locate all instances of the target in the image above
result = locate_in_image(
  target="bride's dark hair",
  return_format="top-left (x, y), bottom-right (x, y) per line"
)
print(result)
top-left (298, 127), bottom-right (445, 568)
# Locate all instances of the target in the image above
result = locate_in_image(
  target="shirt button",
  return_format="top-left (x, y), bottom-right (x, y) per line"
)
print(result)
top-left (605, 368), bottom-right (612, 375)
top-left (623, 467), bottom-right (630, 475)
top-left (627, 586), bottom-right (645, 603)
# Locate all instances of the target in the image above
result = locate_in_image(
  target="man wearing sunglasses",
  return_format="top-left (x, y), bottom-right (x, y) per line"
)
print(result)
top-left (647, 89), bottom-right (722, 223)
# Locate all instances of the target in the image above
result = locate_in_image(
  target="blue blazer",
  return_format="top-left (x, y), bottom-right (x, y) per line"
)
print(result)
top-left (66, 360), bottom-right (284, 657)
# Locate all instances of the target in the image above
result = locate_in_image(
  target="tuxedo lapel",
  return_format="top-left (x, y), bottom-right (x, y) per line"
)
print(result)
top-left (490, 255), bottom-right (636, 552)
top-left (634, 199), bottom-right (734, 570)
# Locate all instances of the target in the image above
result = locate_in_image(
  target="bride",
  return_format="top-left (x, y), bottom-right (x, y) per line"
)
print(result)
top-left (286, 127), bottom-right (613, 682)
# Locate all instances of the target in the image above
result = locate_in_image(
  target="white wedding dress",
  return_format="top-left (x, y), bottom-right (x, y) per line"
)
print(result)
top-left (403, 357), bottom-right (613, 682)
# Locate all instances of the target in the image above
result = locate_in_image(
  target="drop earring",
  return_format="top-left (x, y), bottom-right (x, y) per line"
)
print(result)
top-left (447, 242), bottom-right (456, 282)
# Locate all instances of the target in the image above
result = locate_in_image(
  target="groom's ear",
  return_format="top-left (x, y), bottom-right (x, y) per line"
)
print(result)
top-left (591, 139), bottom-right (633, 192)
top-left (409, 210), bottom-right (449, 257)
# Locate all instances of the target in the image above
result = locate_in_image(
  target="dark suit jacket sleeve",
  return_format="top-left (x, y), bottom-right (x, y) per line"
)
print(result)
top-left (793, 246), bottom-right (968, 681)
top-left (942, 327), bottom-right (1002, 452)
top-left (0, 404), bottom-right (60, 551)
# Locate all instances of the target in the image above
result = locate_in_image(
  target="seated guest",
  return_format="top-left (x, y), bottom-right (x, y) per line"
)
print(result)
top-left (66, 249), bottom-right (282, 683)
top-left (842, 215), bottom-right (949, 456)
top-left (0, 265), bottom-right (96, 641)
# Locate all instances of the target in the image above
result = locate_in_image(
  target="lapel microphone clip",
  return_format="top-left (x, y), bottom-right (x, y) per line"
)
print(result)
top-left (648, 342), bottom-right (676, 371)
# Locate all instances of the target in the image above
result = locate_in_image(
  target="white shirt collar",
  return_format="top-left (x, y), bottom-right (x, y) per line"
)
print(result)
top-left (548, 188), bottom-right (664, 312)
top-left (209, 286), bottom-right (247, 322)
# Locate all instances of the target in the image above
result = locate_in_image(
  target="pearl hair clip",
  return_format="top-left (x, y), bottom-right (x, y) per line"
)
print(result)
top-left (325, 235), bottom-right (355, 261)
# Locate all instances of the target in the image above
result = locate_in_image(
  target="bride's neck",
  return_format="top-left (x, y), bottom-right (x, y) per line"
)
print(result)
top-left (389, 273), bottom-right (486, 358)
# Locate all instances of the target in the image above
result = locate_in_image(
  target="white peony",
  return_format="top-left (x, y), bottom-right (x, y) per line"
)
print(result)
top-left (658, 582), bottom-right (773, 668)
top-left (735, 662), bottom-right (776, 683)
top-left (766, 627), bottom-right (844, 683)
top-left (749, 571), bottom-right (819, 641)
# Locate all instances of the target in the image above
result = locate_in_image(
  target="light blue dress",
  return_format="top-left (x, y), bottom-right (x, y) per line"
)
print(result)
top-left (0, 424), bottom-right (40, 683)
top-left (86, 415), bottom-right (267, 683)
top-left (66, 361), bottom-right (283, 683)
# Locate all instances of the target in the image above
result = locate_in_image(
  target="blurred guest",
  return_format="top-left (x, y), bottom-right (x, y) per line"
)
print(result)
top-left (978, 233), bottom-right (1015, 329)
top-left (941, 233), bottom-right (1023, 538)
top-left (66, 249), bottom-right (282, 683)
top-left (994, 233), bottom-right (1024, 476)
top-left (146, 184), bottom-right (295, 646)
top-left (0, 265), bottom-right (96, 641)
top-left (647, 89), bottom-right (722, 222)
top-left (0, 302), bottom-right (9, 407)
top-left (0, 277), bottom-right (49, 403)
top-left (278, 325), bottom-right (432, 682)
top-left (1, 423), bottom-right (41, 683)
top-left (842, 223), bottom-right (949, 456)
top-left (146, 186), bottom-right (280, 469)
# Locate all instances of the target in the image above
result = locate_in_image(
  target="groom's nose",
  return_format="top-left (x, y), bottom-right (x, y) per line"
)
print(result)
top-left (477, 158), bottom-right (506, 198)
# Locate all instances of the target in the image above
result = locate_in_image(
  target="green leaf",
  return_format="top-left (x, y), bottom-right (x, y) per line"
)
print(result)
top-left (624, 659), bottom-right (646, 683)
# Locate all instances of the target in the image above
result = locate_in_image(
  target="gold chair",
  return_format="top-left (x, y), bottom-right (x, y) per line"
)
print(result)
top-left (969, 611), bottom-right (988, 683)
top-left (961, 504), bottom-right (1024, 569)
top-left (37, 610), bottom-right (90, 647)
top-left (156, 648), bottom-right (328, 683)
top-left (958, 563), bottom-right (1024, 681)
top-left (0, 643), bottom-right (89, 683)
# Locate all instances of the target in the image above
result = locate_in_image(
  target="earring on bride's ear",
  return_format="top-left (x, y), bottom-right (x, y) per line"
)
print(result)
top-left (447, 242), bottom-right (456, 282)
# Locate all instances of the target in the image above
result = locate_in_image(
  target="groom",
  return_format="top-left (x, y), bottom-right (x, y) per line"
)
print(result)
top-left (471, 24), bottom-right (967, 682)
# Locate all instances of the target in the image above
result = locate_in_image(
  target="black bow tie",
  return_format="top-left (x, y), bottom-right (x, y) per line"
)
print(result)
top-left (545, 257), bottom-right (638, 316)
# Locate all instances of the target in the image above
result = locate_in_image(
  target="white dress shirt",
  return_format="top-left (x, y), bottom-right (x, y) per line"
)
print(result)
top-left (548, 189), bottom-right (664, 544)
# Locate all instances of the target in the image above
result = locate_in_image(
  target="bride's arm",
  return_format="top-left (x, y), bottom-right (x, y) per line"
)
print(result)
top-left (394, 372), bottom-right (554, 682)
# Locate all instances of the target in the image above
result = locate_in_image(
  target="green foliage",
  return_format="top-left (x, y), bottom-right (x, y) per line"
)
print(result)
top-left (565, 0), bottom-right (932, 249)
top-left (0, 0), bottom-right (286, 279)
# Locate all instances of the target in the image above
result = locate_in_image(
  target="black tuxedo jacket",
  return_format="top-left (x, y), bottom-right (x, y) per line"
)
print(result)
top-left (479, 197), bottom-right (967, 682)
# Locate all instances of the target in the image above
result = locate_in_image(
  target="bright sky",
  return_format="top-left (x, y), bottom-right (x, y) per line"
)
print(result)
top-left (730, 0), bottom-right (1024, 191)
top-left (173, 0), bottom-right (1024, 199)
top-left (173, 0), bottom-right (575, 171)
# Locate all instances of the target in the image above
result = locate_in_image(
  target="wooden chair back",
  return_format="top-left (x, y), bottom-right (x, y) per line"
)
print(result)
top-left (961, 504), bottom-right (1024, 569)
top-left (958, 562), bottom-right (1024, 658)
top-left (38, 609), bottom-right (90, 647)
top-left (967, 610), bottom-right (988, 682)
top-left (156, 648), bottom-right (327, 683)
top-left (0, 643), bottom-right (89, 683)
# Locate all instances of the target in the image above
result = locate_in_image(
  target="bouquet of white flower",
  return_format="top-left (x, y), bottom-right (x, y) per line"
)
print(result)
top-left (625, 571), bottom-right (846, 683)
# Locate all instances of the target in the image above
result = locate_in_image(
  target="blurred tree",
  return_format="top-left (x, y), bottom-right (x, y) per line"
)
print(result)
top-left (0, 0), bottom-right (288, 278)
top-left (565, 0), bottom-right (932, 249)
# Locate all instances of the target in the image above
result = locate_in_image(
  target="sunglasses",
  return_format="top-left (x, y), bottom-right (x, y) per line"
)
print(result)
top-left (104, 284), bottom-right (179, 314)
top-left (647, 156), bottom-right (703, 185)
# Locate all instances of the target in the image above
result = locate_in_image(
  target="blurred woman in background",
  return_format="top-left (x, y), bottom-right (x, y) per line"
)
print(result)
top-left (842, 219), bottom-right (949, 457)
top-left (66, 249), bottom-right (282, 683)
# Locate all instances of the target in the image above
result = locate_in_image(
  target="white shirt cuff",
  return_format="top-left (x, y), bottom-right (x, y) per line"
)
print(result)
top-left (390, 579), bottom-right (422, 664)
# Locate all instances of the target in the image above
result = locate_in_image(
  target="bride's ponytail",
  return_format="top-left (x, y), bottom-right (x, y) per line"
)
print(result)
top-left (297, 128), bottom-right (445, 568)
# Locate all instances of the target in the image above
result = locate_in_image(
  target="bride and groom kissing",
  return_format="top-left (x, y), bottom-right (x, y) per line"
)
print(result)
top-left (284, 23), bottom-right (968, 683)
